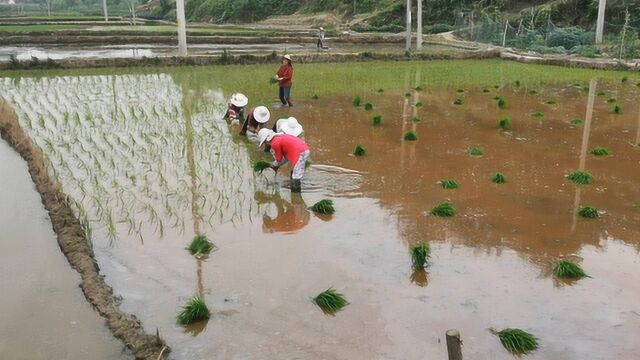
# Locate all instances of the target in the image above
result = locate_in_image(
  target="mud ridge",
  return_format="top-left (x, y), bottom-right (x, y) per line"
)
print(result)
top-left (0, 100), bottom-right (170, 360)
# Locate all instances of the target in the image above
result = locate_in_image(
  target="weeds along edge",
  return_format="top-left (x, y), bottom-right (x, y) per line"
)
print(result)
top-left (0, 101), bottom-right (169, 360)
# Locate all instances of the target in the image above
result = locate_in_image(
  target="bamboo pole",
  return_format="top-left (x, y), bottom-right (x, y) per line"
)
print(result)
top-left (417, 0), bottom-right (423, 49)
top-left (595, 0), bottom-right (606, 44)
top-left (446, 329), bottom-right (463, 360)
top-left (176, 0), bottom-right (188, 56)
top-left (406, 0), bottom-right (412, 51)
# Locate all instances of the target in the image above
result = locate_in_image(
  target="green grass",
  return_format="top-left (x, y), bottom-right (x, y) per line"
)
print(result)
top-left (188, 234), bottom-right (214, 255)
top-left (578, 205), bottom-right (599, 218)
top-left (253, 160), bottom-right (271, 173)
top-left (612, 104), bottom-right (622, 114)
top-left (177, 296), bottom-right (210, 325)
top-left (531, 111), bottom-right (544, 118)
top-left (404, 131), bottom-right (417, 141)
top-left (0, 24), bottom-right (87, 32)
top-left (491, 172), bottom-right (507, 183)
top-left (352, 96), bottom-right (362, 107)
top-left (569, 118), bottom-right (583, 126)
top-left (567, 171), bottom-right (593, 184)
top-left (494, 84), bottom-right (500, 89)
top-left (412, 116), bottom-right (421, 122)
top-left (497, 97), bottom-right (507, 109)
top-left (414, 85), bottom-right (423, 91)
top-left (411, 243), bottom-right (431, 270)
top-left (495, 328), bottom-right (539, 355)
top-left (353, 144), bottom-right (367, 156)
top-left (467, 147), bottom-right (484, 156)
top-left (453, 98), bottom-right (464, 105)
top-left (372, 115), bottom-right (382, 126)
top-left (431, 201), bottom-right (455, 217)
top-left (364, 102), bottom-right (373, 111)
top-left (310, 199), bottom-right (335, 215)
top-left (440, 179), bottom-right (459, 189)
top-left (498, 117), bottom-right (511, 129)
top-left (313, 288), bottom-right (349, 315)
top-left (553, 259), bottom-right (587, 279)
top-left (590, 146), bottom-right (610, 156)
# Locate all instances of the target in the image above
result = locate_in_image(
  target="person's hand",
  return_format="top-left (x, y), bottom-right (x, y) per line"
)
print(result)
top-left (270, 164), bottom-right (280, 172)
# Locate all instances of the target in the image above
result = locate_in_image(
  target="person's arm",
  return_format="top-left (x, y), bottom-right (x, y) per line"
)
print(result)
top-left (239, 111), bottom-right (252, 135)
top-left (270, 142), bottom-right (287, 168)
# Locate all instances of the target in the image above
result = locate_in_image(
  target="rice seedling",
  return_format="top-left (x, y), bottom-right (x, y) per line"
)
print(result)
top-left (352, 96), bottom-right (362, 107)
top-left (492, 95), bottom-right (501, 100)
top-left (528, 89), bottom-right (538, 95)
top-left (545, 100), bottom-right (557, 105)
top-left (414, 85), bottom-right (423, 91)
top-left (269, 77), bottom-right (278, 84)
top-left (404, 131), bottom-right (417, 141)
top-left (578, 205), bottom-right (599, 218)
top-left (514, 80), bottom-right (521, 87)
top-left (482, 88), bottom-right (491, 93)
top-left (404, 92), bottom-right (412, 97)
top-left (411, 243), bottom-right (431, 270)
top-left (567, 170), bottom-right (593, 184)
top-left (353, 144), bottom-right (367, 156)
top-left (440, 179), bottom-right (459, 189)
top-left (596, 90), bottom-right (605, 96)
top-left (415, 101), bottom-right (423, 107)
top-left (493, 328), bottom-right (539, 355)
top-left (372, 115), bottom-right (382, 125)
top-left (569, 118), bottom-right (583, 126)
top-left (377, 88), bottom-right (384, 93)
top-left (313, 288), bottom-right (349, 315)
top-left (622, 76), bottom-right (629, 83)
top-left (491, 172), bottom-right (507, 183)
top-left (188, 234), bottom-right (214, 255)
top-left (364, 102), bottom-right (373, 111)
top-left (177, 296), bottom-right (210, 325)
top-left (497, 97), bottom-right (507, 109)
top-left (431, 201), bottom-right (455, 217)
top-left (553, 259), bottom-right (587, 279)
top-left (453, 98), bottom-right (464, 105)
top-left (312, 94), bottom-right (319, 100)
top-left (590, 146), bottom-right (611, 156)
top-left (498, 117), bottom-right (511, 129)
top-left (467, 147), bottom-right (484, 156)
top-left (493, 85), bottom-right (500, 89)
top-left (456, 89), bottom-right (465, 93)
top-left (253, 160), bottom-right (271, 173)
top-left (607, 97), bottom-right (617, 103)
top-left (612, 104), bottom-right (622, 114)
top-left (311, 199), bottom-right (335, 215)
top-left (412, 116), bottom-right (421, 122)
top-left (531, 111), bottom-right (544, 118)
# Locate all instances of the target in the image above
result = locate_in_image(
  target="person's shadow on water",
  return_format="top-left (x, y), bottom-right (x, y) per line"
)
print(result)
top-left (255, 191), bottom-right (311, 234)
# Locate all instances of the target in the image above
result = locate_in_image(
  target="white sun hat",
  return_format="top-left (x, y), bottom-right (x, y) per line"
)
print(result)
top-left (253, 106), bottom-right (271, 124)
top-left (319, 27), bottom-right (324, 30)
top-left (229, 93), bottom-right (248, 107)
top-left (283, 54), bottom-right (292, 61)
top-left (278, 117), bottom-right (303, 137)
top-left (258, 128), bottom-right (276, 146)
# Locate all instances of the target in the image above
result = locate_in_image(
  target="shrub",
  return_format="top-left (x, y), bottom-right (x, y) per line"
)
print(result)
top-left (547, 27), bottom-right (589, 50)
top-left (571, 45), bottom-right (601, 58)
top-left (424, 23), bottom-right (454, 34)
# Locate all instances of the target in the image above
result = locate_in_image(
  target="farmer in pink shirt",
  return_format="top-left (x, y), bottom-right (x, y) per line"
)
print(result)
top-left (258, 128), bottom-right (310, 193)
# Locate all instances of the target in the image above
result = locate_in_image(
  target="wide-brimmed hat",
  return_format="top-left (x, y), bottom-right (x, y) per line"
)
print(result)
top-left (258, 128), bottom-right (276, 146)
top-left (229, 93), bottom-right (248, 107)
top-left (277, 117), bottom-right (303, 137)
top-left (283, 54), bottom-right (292, 62)
top-left (319, 27), bottom-right (324, 31)
top-left (253, 106), bottom-right (271, 123)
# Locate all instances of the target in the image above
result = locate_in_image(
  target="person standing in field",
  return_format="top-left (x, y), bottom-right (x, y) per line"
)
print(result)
top-left (240, 105), bottom-right (271, 138)
top-left (317, 27), bottom-right (328, 49)
top-left (258, 128), bottom-right (310, 193)
top-left (274, 55), bottom-right (294, 107)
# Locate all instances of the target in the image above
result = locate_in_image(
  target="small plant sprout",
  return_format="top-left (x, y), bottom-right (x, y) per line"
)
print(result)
top-left (177, 296), bottom-right (210, 325)
top-left (411, 243), bottom-right (431, 270)
top-left (364, 102), bottom-right (374, 111)
top-left (567, 170), bottom-right (593, 184)
top-left (498, 117), bottom-right (511, 129)
top-left (591, 146), bottom-right (611, 156)
top-left (493, 328), bottom-right (539, 355)
top-left (352, 96), bottom-right (362, 107)
top-left (311, 199), bottom-right (335, 215)
top-left (497, 97), bottom-right (507, 109)
top-left (545, 99), bottom-right (557, 105)
top-left (529, 89), bottom-right (538, 95)
top-left (313, 288), bottom-right (349, 315)
top-left (607, 97), bottom-right (617, 103)
top-left (569, 118), bottom-right (583, 126)
top-left (415, 101), bottom-right (423, 107)
top-left (353, 144), bottom-right (367, 156)
top-left (578, 205), bottom-right (599, 218)
top-left (440, 179), bottom-right (459, 189)
top-left (372, 115), bottom-right (382, 125)
top-left (491, 172), bottom-right (507, 183)
top-left (431, 201), bottom-right (455, 217)
top-left (404, 131), bottom-right (418, 141)
top-left (612, 104), bottom-right (623, 114)
top-left (468, 147), bottom-right (484, 156)
top-left (253, 160), bottom-right (271, 173)
top-left (553, 259), bottom-right (587, 279)
top-left (269, 77), bottom-right (278, 84)
top-left (377, 88), bottom-right (384, 93)
top-left (453, 98), bottom-right (464, 105)
top-left (188, 234), bottom-right (214, 255)
top-left (532, 111), bottom-right (544, 118)
top-left (312, 94), bottom-right (319, 100)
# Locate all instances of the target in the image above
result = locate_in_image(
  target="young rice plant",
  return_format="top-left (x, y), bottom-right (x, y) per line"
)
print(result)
top-left (590, 146), bottom-right (610, 156)
top-left (364, 102), bottom-right (373, 111)
top-left (440, 179), bottom-right (459, 189)
top-left (253, 160), bottom-right (271, 173)
top-left (177, 296), bottom-right (210, 325)
top-left (498, 117), bottom-right (511, 129)
top-left (411, 243), bottom-right (431, 270)
top-left (468, 147), bottom-right (484, 156)
top-left (311, 199), bottom-right (335, 215)
top-left (404, 131), bottom-right (418, 141)
top-left (493, 328), bottom-right (539, 355)
top-left (353, 144), bottom-right (367, 156)
top-left (372, 115), bottom-right (382, 125)
top-left (553, 259), bottom-right (587, 279)
top-left (313, 288), bottom-right (349, 315)
top-left (567, 171), bottom-right (593, 185)
top-left (352, 96), bottom-right (362, 107)
top-left (431, 201), bottom-right (455, 217)
top-left (578, 205), bottom-right (599, 218)
top-left (188, 234), bottom-right (214, 255)
top-left (491, 172), bottom-right (507, 183)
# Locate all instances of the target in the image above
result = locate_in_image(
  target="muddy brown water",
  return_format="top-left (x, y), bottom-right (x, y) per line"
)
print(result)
top-left (0, 140), bottom-right (129, 360)
top-left (0, 68), bottom-right (639, 359)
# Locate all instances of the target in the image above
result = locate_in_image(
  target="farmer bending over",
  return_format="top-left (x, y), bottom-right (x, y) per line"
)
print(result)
top-left (272, 116), bottom-right (304, 138)
top-left (258, 128), bottom-right (310, 193)
top-left (240, 105), bottom-right (271, 138)
top-left (224, 93), bottom-right (248, 124)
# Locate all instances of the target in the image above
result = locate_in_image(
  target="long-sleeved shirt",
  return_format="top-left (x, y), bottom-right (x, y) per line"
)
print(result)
top-left (276, 64), bottom-right (293, 88)
top-left (270, 134), bottom-right (309, 166)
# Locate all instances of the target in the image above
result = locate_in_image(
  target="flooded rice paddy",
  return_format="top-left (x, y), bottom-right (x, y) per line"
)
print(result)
top-left (0, 60), bottom-right (639, 359)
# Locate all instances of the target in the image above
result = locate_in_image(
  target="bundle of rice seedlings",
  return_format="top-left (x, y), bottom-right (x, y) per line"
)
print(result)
top-left (440, 179), bottom-right (459, 189)
top-left (607, 97), bottom-right (617, 103)
top-left (498, 117), bottom-right (511, 129)
top-left (269, 77), bottom-right (278, 84)
top-left (353, 144), bottom-right (367, 156)
top-left (411, 243), bottom-right (431, 270)
top-left (453, 98), bottom-right (464, 105)
top-left (612, 104), bottom-right (622, 114)
top-left (491, 172), bottom-right (507, 183)
top-left (590, 146), bottom-right (611, 156)
top-left (569, 119), bottom-right (583, 126)
top-left (431, 201), bottom-right (455, 217)
top-left (494, 328), bottom-right (539, 355)
top-left (456, 89), bottom-right (465, 93)
top-left (415, 101), bottom-right (423, 107)
top-left (404, 131), bottom-right (418, 141)
top-left (412, 116), bottom-right (421, 122)
top-left (372, 115), bottom-right (382, 126)
top-left (352, 96), bottom-right (362, 107)
top-left (253, 160), bottom-right (271, 173)
top-left (529, 89), bottom-right (538, 95)
top-left (482, 88), bottom-right (491, 93)
top-left (311, 199), bottom-right (335, 215)
top-left (514, 80), bottom-right (521, 87)
top-left (494, 85), bottom-right (500, 89)
top-left (545, 100), bottom-right (557, 105)
top-left (567, 171), bottom-right (593, 184)
top-left (188, 234), bottom-right (214, 255)
top-left (364, 102), bottom-right (373, 111)
top-left (313, 288), bottom-right (349, 315)
top-left (377, 88), bottom-right (384, 93)
top-left (468, 147), bottom-right (484, 156)
top-left (405, 92), bottom-right (412, 97)
top-left (553, 259), bottom-right (587, 279)
top-left (596, 90), bottom-right (606, 96)
top-left (414, 85), bottom-right (423, 91)
top-left (578, 205), bottom-right (599, 218)
top-left (492, 95), bottom-right (501, 100)
top-left (497, 97), bottom-right (507, 109)
top-left (531, 111), bottom-right (544, 118)
top-left (177, 296), bottom-right (210, 325)
top-left (312, 94), bottom-right (319, 100)
top-left (622, 76), bottom-right (629, 83)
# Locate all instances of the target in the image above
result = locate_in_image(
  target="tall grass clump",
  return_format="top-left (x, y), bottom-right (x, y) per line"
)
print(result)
top-left (567, 171), bottom-right (593, 184)
top-left (553, 259), bottom-right (587, 279)
top-left (177, 296), bottom-right (210, 325)
top-left (411, 243), bottom-right (431, 270)
top-left (440, 179), bottom-right (459, 189)
top-left (493, 328), bottom-right (539, 355)
top-left (622, 76), bottom-right (629, 83)
top-left (353, 144), bottom-right (367, 156)
top-left (591, 146), bottom-right (610, 156)
top-left (456, 89), bottom-right (465, 93)
top-left (372, 115), bottom-right (382, 126)
top-left (310, 199), bottom-right (335, 215)
top-left (313, 288), bottom-right (349, 315)
top-left (498, 117), bottom-right (511, 129)
top-left (468, 147), bottom-right (484, 156)
top-left (578, 205), bottom-right (599, 218)
top-left (404, 131), bottom-right (417, 141)
top-left (352, 96), bottom-right (362, 107)
top-left (453, 98), bottom-right (464, 105)
top-left (188, 234), bottom-right (214, 255)
top-left (612, 104), bottom-right (622, 114)
top-left (364, 102), bottom-right (374, 110)
top-left (431, 201), bottom-right (455, 217)
top-left (253, 160), bottom-right (271, 173)
top-left (491, 172), bottom-right (507, 183)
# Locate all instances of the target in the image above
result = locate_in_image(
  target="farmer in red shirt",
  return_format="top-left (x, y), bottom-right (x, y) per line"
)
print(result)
top-left (258, 128), bottom-right (310, 193)
top-left (274, 54), bottom-right (294, 107)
